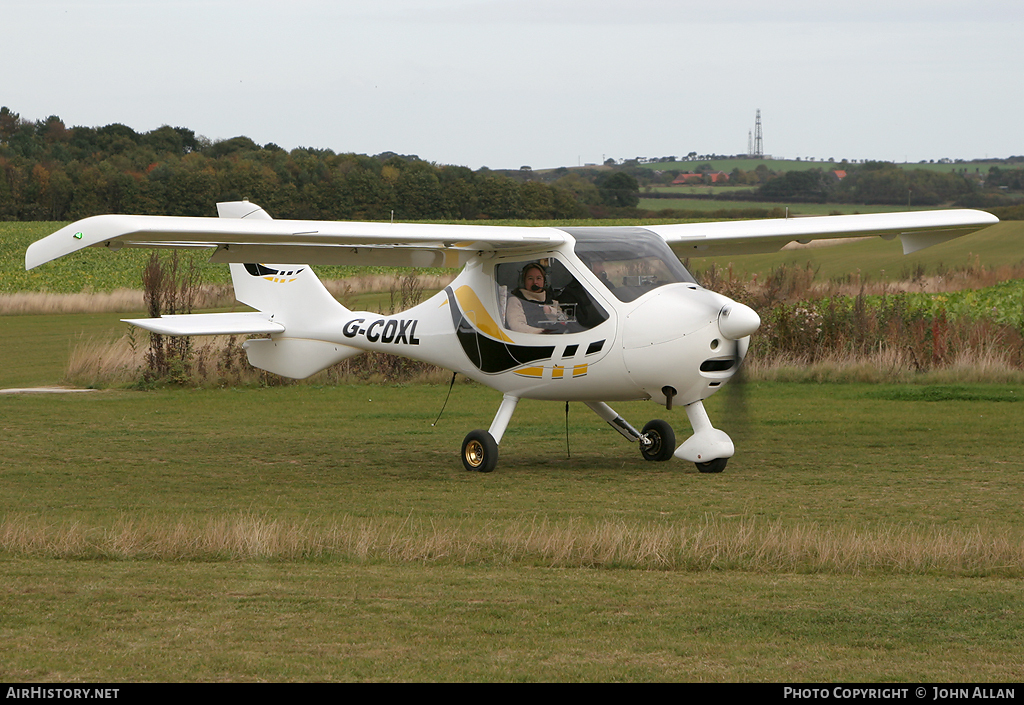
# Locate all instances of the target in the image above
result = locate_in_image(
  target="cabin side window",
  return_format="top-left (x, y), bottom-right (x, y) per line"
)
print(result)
top-left (495, 258), bottom-right (608, 334)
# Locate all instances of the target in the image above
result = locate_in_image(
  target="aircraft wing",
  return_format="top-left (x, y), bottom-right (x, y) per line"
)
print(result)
top-left (647, 209), bottom-right (999, 258)
top-left (26, 206), bottom-right (998, 271)
top-left (25, 213), bottom-right (568, 270)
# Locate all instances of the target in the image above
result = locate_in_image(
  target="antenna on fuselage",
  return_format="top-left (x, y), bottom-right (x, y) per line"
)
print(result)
top-left (431, 372), bottom-right (458, 427)
top-left (565, 402), bottom-right (571, 459)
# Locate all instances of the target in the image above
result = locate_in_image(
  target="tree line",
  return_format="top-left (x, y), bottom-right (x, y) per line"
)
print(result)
top-left (0, 108), bottom-right (643, 222)
top-left (3, 107), bottom-right (1019, 222)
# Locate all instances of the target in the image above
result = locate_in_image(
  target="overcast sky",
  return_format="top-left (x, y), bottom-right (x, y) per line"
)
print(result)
top-left (4, 0), bottom-right (1021, 169)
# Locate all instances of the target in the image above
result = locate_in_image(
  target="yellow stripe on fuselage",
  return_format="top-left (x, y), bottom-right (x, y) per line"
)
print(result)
top-left (454, 285), bottom-right (514, 343)
top-left (514, 363), bottom-right (589, 380)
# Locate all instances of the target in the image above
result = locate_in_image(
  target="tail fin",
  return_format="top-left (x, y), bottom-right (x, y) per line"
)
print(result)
top-left (218, 201), bottom-right (350, 335)
top-left (229, 262), bottom-right (349, 334)
top-left (218, 202), bottom-right (361, 379)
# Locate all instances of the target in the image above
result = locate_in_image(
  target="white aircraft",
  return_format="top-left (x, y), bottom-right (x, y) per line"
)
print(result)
top-left (26, 203), bottom-right (998, 473)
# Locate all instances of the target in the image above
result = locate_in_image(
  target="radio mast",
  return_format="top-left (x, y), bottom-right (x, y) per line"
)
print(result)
top-left (754, 109), bottom-right (763, 158)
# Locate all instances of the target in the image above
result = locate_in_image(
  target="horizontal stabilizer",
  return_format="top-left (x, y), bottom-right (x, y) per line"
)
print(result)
top-left (122, 312), bottom-right (285, 336)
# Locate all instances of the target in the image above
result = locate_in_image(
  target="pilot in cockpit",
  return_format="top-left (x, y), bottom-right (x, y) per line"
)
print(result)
top-left (505, 262), bottom-right (564, 334)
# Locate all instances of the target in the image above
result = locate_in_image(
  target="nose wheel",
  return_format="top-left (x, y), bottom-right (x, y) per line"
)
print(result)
top-left (640, 419), bottom-right (675, 462)
top-left (696, 457), bottom-right (728, 473)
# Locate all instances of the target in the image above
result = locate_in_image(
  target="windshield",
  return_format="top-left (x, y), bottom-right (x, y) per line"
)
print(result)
top-left (564, 227), bottom-right (698, 303)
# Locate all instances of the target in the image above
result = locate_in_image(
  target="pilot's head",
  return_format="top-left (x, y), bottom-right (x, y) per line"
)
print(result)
top-left (520, 262), bottom-right (547, 293)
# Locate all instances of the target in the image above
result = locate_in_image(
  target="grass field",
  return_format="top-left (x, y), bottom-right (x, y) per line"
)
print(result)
top-left (2, 381), bottom-right (1023, 680)
top-left (2, 310), bottom-right (1024, 680)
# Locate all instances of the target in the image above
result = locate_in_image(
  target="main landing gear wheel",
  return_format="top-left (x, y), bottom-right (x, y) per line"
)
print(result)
top-left (696, 457), bottom-right (728, 474)
top-left (640, 419), bottom-right (675, 462)
top-left (462, 430), bottom-right (498, 473)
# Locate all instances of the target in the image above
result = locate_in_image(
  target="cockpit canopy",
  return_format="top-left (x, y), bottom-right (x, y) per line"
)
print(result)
top-left (564, 227), bottom-right (699, 303)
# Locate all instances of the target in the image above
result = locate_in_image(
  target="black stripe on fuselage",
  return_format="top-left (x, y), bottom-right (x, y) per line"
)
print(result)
top-left (444, 287), bottom-right (554, 374)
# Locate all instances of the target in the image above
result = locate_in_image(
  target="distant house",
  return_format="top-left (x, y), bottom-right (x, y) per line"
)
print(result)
top-left (672, 173), bottom-right (703, 185)
top-left (672, 171), bottom-right (729, 185)
top-left (830, 170), bottom-right (847, 181)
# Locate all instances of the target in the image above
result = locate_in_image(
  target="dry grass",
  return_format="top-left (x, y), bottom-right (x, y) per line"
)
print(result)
top-left (64, 332), bottom-right (258, 388)
top-left (64, 331), bottom-right (452, 387)
top-left (0, 273), bottom-right (456, 315)
top-left (64, 334), bottom-right (146, 387)
top-left (701, 259), bottom-right (1024, 379)
top-left (327, 272), bottom-right (455, 302)
top-left (2, 513), bottom-right (1020, 576)
top-left (744, 346), bottom-right (1024, 384)
top-left (0, 284), bottom-right (236, 315)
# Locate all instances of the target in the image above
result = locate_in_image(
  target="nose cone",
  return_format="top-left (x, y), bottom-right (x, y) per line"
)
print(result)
top-left (718, 302), bottom-right (760, 340)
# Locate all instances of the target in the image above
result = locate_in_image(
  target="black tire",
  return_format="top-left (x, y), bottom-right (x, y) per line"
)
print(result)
top-left (462, 429), bottom-right (498, 473)
top-left (640, 419), bottom-right (675, 462)
top-left (696, 457), bottom-right (728, 474)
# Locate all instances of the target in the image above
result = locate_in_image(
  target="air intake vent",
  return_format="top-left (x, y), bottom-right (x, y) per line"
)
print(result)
top-left (700, 358), bottom-right (736, 372)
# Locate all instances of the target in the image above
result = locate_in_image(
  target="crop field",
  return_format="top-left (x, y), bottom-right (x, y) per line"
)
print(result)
top-left (637, 158), bottom-right (831, 173)
top-left (635, 157), bottom-right (1018, 175)
top-left (644, 185), bottom-right (760, 194)
top-left (3, 218), bottom-right (1024, 681)
top-left (685, 220), bottom-right (1024, 283)
top-left (638, 198), bottom-right (939, 216)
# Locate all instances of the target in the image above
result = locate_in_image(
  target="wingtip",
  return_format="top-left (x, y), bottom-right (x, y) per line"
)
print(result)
top-left (25, 241), bottom-right (47, 270)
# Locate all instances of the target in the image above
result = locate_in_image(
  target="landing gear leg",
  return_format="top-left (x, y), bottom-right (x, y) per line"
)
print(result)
top-left (461, 394), bottom-right (519, 473)
top-left (675, 400), bottom-right (733, 473)
top-left (584, 402), bottom-right (675, 462)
